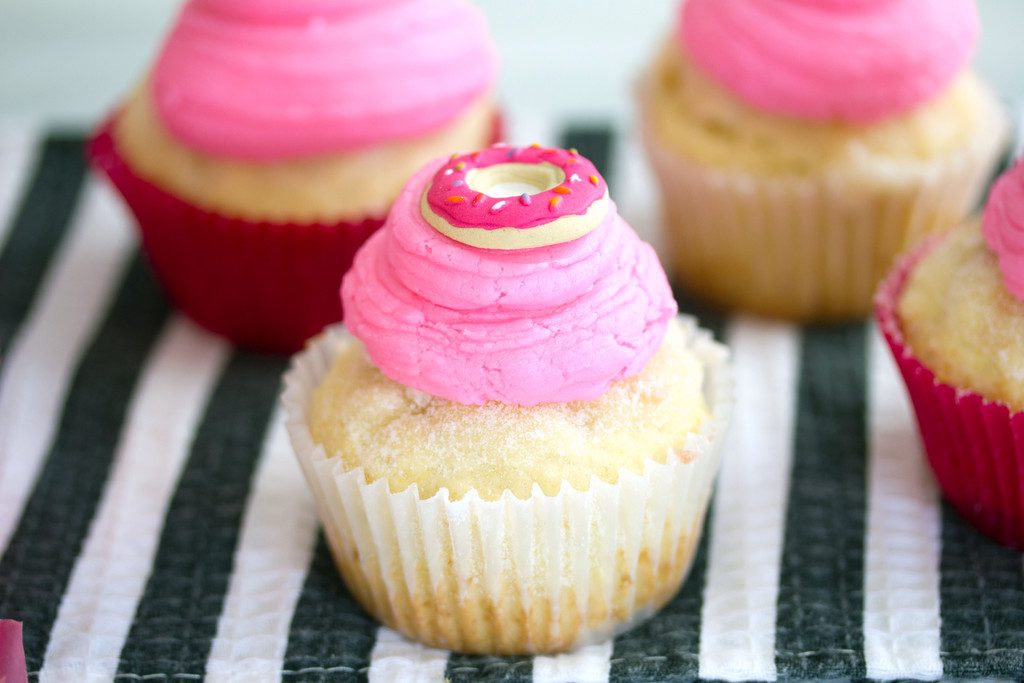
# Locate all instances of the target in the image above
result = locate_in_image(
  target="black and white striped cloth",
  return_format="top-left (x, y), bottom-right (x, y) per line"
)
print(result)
top-left (0, 112), bottom-right (1023, 682)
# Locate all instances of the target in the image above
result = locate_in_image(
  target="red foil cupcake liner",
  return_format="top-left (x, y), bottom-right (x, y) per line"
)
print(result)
top-left (87, 112), bottom-right (504, 353)
top-left (876, 238), bottom-right (1024, 549)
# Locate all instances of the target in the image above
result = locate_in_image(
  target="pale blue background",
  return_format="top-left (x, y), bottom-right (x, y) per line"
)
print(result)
top-left (2, 0), bottom-right (1022, 125)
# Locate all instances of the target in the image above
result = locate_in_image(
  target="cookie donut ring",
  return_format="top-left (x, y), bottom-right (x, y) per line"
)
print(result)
top-left (421, 143), bottom-right (610, 249)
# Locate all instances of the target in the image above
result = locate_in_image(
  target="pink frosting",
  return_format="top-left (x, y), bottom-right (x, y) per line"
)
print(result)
top-left (983, 159), bottom-right (1024, 301)
top-left (679, 0), bottom-right (978, 123)
top-left (151, 0), bottom-right (497, 160)
top-left (342, 159), bottom-right (677, 406)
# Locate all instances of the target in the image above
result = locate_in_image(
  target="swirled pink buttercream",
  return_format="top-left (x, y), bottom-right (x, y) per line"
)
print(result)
top-left (151, 0), bottom-right (497, 160)
top-left (679, 0), bottom-right (978, 123)
top-left (342, 159), bottom-right (677, 406)
top-left (983, 159), bottom-right (1024, 301)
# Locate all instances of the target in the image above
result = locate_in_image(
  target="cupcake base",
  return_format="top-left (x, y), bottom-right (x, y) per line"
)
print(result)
top-left (639, 79), bottom-right (1009, 322)
top-left (876, 241), bottom-right (1024, 549)
top-left (282, 318), bottom-right (733, 654)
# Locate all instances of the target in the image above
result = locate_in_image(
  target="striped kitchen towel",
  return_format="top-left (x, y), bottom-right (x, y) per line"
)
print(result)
top-left (0, 112), bottom-right (1022, 683)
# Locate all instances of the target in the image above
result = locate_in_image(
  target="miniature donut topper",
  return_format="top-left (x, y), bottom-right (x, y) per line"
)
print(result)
top-left (421, 143), bottom-right (610, 249)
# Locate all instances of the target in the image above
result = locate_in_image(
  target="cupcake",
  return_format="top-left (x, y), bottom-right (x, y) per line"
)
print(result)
top-left (877, 158), bottom-right (1024, 549)
top-left (282, 144), bottom-right (733, 653)
top-left (89, 0), bottom-right (500, 352)
top-left (639, 0), bottom-right (1008, 321)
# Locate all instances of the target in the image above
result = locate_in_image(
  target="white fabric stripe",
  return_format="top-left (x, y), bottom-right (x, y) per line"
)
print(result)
top-left (698, 319), bottom-right (799, 682)
top-left (367, 628), bottom-right (450, 683)
top-left (205, 407), bottom-right (319, 683)
top-left (533, 640), bottom-right (613, 683)
top-left (38, 317), bottom-right (229, 683)
top-left (0, 125), bottom-right (38, 250)
top-left (863, 327), bottom-right (942, 681)
top-left (0, 180), bottom-right (133, 555)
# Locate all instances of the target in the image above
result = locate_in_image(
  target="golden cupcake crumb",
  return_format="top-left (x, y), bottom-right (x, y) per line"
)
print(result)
top-left (646, 40), bottom-right (1002, 178)
top-left (308, 318), bottom-right (709, 501)
top-left (899, 220), bottom-right (1024, 411)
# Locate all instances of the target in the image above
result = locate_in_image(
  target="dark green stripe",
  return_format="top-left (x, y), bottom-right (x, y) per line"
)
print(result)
top-left (608, 511), bottom-right (713, 682)
top-left (282, 536), bottom-right (378, 682)
top-left (774, 324), bottom-right (868, 678)
top-left (115, 351), bottom-right (285, 677)
top-left (0, 134), bottom-right (87, 355)
top-left (559, 126), bottom-right (615, 194)
top-left (939, 504), bottom-right (1024, 677)
top-left (672, 281), bottom-right (727, 343)
top-left (0, 254), bottom-right (169, 672)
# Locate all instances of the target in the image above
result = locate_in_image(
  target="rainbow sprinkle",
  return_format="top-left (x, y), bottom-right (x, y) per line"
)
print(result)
top-left (490, 200), bottom-right (507, 213)
top-left (569, 173), bottom-right (582, 183)
top-left (589, 175), bottom-right (599, 185)
top-left (447, 195), bottom-right (466, 203)
top-left (455, 162), bottom-right (466, 171)
top-left (519, 193), bottom-right (532, 206)
top-left (472, 192), bottom-right (485, 205)
top-left (549, 196), bottom-right (562, 210)
top-left (552, 186), bottom-right (571, 195)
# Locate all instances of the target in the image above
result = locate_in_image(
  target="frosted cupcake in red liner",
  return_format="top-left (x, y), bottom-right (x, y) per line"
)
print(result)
top-left (877, 158), bottom-right (1024, 548)
top-left (89, 0), bottom-right (500, 352)
top-left (282, 145), bottom-right (733, 653)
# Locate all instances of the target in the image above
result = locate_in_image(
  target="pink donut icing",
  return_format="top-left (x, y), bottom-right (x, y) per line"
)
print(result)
top-left (983, 159), bottom-right (1024, 301)
top-left (679, 0), bottom-right (978, 123)
top-left (426, 145), bottom-right (605, 230)
top-left (151, 0), bottom-right (497, 160)
top-left (342, 157), bottom-right (677, 406)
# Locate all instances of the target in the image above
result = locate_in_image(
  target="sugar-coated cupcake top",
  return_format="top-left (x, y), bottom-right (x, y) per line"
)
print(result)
top-left (983, 158), bottom-right (1024, 301)
top-left (151, 0), bottom-right (497, 160)
top-left (679, 0), bottom-right (978, 123)
top-left (342, 145), bottom-right (677, 406)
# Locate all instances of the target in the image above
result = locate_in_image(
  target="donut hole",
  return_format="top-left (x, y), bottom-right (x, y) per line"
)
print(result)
top-left (466, 162), bottom-right (565, 198)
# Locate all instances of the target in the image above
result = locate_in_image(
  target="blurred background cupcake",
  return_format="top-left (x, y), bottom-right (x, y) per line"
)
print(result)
top-left (639, 0), bottom-right (1009, 322)
top-left (89, 0), bottom-right (500, 352)
top-left (283, 145), bottom-right (733, 654)
top-left (876, 157), bottom-right (1024, 548)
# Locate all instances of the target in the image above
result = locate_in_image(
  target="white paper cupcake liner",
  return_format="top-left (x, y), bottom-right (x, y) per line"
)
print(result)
top-left (637, 75), bottom-right (1009, 322)
top-left (282, 317), bottom-right (733, 655)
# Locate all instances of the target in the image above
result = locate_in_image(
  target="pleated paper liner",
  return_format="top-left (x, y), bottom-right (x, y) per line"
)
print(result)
top-left (876, 238), bottom-right (1024, 550)
top-left (282, 318), bottom-right (734, 655)
top-left (87, 112), bottom-right (504, 354)
top-left (638, 77), bottom-right (1009, 323)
